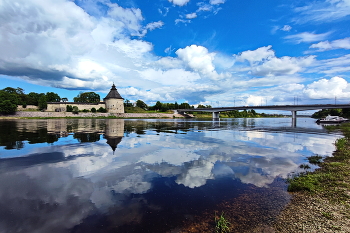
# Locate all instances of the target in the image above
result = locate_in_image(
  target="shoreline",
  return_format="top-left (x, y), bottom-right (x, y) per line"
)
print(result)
top-left (272, 124), bottom-right (350, 232)
top-left (0, 111), bottom-right (184, 119)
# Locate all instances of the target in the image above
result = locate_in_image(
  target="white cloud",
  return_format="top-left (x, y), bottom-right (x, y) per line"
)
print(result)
top-left (310, 37), bottom-right (350, 51)
top-left (281, 25), bottom-right (292, 31)
top-left (164, 46), bottom-right (176, 55)
top-left (186, 13), bottom-right (197, 19)
top-left (158, 7), bottom-right (170, 16)
top-left (234, 46), bottom-right (316, 76)
top-left (294, 0), bottom-right (350, 23)
top-left (251, 55), bottom-right (315, 76)
top-left (210, 0), bottom-right (226, 5)
top-left (168, 0), bottom-right (190, 6)
top-left (196, 2), bottom-right (223, 14)
top-left (303, 76), bottom-right (350, 99)
top-left (138, 68), bottom-right (201, 86)
top-left (271, 25), bottom-right (292, 34)
top-left (107, 3), bottom-right (144, 36)
top-left (175, 18), bottom-right (191, 24)
top-left (285, 32), bottom-right (332, 43)
top-left (145, 21), bottom-right (164, 31)
top-left (235, 45), bottom-right (275, 64)
top-left (155, 57), bottom-right (183, 69)
top-left (309, 54), bottom-right (350, 75)
top-left (246, 95), bottom-right (265, 106)
top-left (176, 45), bottom-right (221, 79)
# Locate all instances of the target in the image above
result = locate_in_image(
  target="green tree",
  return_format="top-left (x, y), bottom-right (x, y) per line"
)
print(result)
top-left (26, 92), bottom-right (42, 106)
top-left (136, 100), bottom-right (148, 110)
top-left (74, 92), bottom-right (100, 103)
top-left (0, 91), bottom-right (18, 114)
top-left (155, 101), bottom-right (162, 110)
top-left (1, 87), bottom-right (26, 105)
top-left (2, 87), bottom-right (17, 95)
top-left (46, 92), bottom-right (61, 102)
top-left (179, 103), bottom-right (190, 109)
top-left (124, 99), bottom-right (132, 107)
top-left (38, 95), bottom-right (47, 110)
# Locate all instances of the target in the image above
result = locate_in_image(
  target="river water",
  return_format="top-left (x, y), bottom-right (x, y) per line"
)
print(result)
top-left (0, 118), bottom-right (342, 232)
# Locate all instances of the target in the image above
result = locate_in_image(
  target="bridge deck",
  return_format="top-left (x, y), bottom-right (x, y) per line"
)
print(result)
top-left (177, 104), bottom-right (350, 112)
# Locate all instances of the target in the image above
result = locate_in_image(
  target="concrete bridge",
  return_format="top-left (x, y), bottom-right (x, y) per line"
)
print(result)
top-left (177, 104), bottom-right (350, 127)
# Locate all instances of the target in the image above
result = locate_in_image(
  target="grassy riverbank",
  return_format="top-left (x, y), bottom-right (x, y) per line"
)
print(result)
top-left (273, 123), bottom-right (350, 232)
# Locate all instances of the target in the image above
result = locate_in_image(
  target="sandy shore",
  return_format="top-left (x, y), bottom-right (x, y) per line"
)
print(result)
top-left (273, 191), bottom-right (350, 233)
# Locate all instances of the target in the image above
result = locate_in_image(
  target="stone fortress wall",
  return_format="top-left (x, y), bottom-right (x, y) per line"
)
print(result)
top-left (17, 105), bottom-right (39, 111)
top-left (46, 84), bottom-right (124, 113)
top-left (3, 111), bottom-right (184, 118)
top-left (46, 102), bottom-right (106, 112)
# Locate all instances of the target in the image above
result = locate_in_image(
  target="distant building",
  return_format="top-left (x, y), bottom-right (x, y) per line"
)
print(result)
top-left (47, 84), bottom-right (124, 113)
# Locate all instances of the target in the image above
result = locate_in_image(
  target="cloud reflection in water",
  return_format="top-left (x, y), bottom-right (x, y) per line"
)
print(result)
top-left (0, 118), bottom-right (341, 232)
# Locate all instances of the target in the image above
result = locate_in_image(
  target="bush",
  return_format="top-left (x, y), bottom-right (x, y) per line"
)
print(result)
top-left (66, 105), bottom-right (73, 112)
top-left (82, 109), bottom-right (89, 113)
top-left (91, 107), bottom-right (96, 113)
top-left (72, 106), bottom-right (79, 114)
top-left (97, 107), bottom-right (107, 113)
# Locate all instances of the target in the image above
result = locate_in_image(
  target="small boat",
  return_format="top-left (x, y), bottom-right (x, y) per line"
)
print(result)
top-left (316, 115), bottom-right (349, 124)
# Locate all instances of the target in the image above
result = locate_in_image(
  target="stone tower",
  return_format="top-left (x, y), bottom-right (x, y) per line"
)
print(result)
top-left (104, 84), bottom-right (124, 113)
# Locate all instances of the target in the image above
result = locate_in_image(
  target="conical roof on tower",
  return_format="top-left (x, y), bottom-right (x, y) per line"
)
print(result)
top-left (104, 84), bottom-right (123, 100)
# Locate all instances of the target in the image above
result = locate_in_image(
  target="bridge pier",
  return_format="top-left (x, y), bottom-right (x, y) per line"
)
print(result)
top-left (212, 112), bottom-right (220, 120)
top-left (291, 111), bottom-right (297, 127)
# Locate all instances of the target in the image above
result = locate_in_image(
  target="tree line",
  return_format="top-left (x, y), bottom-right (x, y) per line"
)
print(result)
top-left (311, 108), bottom-right (350, 119)
top-left (0, 87), bottom-right (62, 113)
top-left (129, 99), bottom-right (195, 112)
top-left (0, 87), bottom-right (102, 114)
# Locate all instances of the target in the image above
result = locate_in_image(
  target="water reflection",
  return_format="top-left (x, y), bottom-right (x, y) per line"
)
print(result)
top-left (0, 118), bottom-right (341, 232)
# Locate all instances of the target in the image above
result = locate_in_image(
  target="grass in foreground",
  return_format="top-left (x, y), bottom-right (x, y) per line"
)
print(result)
top-left (287, 123), bottom-right (350, 203)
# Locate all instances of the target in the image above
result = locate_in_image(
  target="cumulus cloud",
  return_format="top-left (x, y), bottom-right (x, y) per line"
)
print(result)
top-left (251, 55), bottom-right (315, 76)
top-left (168, 0), bottom-right (190, 6)
top-left (176, 45), bottom-right (221, 79)
top-left (284, 31), bottom-right (332, 43)
top-left (234, 46), bottom-right (315, 76)
top-left (303, 76), bottom-right (350, 99)
top-left (0, 0), bottom-right (162, 91)
top-left (310, 37), bottom-right (350, 51)
top-left (235, 46), bottom-right (275, 64)
top-left (246, 95), bottom-right (265, 106)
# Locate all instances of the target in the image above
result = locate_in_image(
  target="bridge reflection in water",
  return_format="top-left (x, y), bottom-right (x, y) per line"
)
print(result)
top-left (177, 104), bottom-right (350, 127)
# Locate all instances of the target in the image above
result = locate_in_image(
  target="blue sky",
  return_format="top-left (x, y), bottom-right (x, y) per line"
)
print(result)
top-left (1, 0), bottom-right (350, 107)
